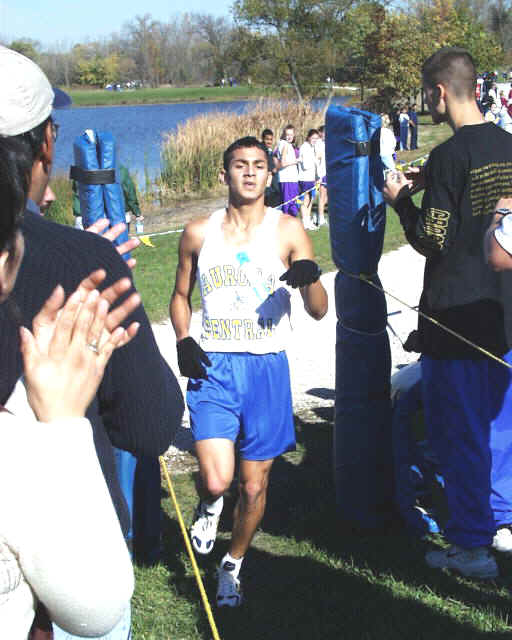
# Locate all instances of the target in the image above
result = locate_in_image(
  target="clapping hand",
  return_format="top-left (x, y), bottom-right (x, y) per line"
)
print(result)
top-left (86, 219), bottom-right (140, 270)
top-left (20, 270), bottom-right (141, 422)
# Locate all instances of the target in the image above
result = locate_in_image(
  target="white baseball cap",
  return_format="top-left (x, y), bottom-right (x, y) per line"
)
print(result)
top-left (0, 45), bottom-right (54, 137)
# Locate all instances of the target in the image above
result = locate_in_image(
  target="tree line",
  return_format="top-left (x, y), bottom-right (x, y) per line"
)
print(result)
top-left (4, 0), bottom-right (512, 107)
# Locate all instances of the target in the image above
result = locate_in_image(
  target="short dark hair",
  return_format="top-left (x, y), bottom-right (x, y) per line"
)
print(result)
top-left (318, 125), bottom-right (325, 133)
top-left (422, 47), bottom-right (476, 100)
top-left (0, 136), bottom-right (31, 253)
top-left (261, 128), bottom-right (273, 138)
top-left (223, 136), bottom-right (269, 171)
top-left (0, 117), bottom-right (50, 254)
top-left (306, 128), bottom-right (320, 140)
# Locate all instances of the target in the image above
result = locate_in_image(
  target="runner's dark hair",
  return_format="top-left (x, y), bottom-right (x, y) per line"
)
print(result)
top-left (223, 136), bottom-right (270, 171)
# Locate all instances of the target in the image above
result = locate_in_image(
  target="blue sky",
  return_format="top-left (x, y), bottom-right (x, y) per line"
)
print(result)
top-left (0, 0), bottom-right (233, 48)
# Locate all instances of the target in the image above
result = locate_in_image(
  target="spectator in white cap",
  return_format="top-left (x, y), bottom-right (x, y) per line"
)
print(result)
top-left (0, 46), bottom-right (184, 640)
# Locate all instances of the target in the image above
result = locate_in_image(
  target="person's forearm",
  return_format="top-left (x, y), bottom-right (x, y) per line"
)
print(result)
top-left (17, 418), bottom-right (133, 636)
top-left (170, 291), bottom-right (192, 341)
top-left (484, 214), bottom-right (512, 270)
top-left (301, 280), bottom-right (328, 320)
top-left (394, 197), bottom-right (443, 258)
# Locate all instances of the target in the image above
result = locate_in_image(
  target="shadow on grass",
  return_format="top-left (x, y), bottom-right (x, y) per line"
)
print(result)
top-left (155, 405), bottom-right (512, 638)
top-left (158, 511), bottom-right (511, 640)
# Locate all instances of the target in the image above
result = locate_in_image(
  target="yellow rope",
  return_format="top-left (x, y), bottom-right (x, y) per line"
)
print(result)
top-left (342, 268), bottom-right (512, 370)
top-left (159, 456), bottom-right (222, 640)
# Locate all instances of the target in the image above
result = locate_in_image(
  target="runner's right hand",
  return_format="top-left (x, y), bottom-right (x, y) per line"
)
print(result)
top-left (177, 337), bottom-right (211, 379)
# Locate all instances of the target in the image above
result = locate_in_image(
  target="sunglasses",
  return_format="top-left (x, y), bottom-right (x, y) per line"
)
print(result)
top-left (51, 120), bottom-right (60, 143)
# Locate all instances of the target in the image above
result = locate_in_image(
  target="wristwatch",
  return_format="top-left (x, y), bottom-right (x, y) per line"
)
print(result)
top-left (495, 208), bottom-right (512, 216)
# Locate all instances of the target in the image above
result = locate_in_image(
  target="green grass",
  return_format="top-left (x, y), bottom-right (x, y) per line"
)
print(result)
top-left (68, 85), bottom-right (273, 107)
top-left (132, 412), bottom-right (512, 639)
top-left (66, 85), bottom-right (355, 107)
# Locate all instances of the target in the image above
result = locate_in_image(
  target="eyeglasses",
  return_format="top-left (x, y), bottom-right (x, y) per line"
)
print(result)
top-left (51, 121), bottom-right (60, 143)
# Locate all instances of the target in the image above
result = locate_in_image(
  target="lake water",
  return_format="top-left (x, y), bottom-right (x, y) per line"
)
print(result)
top-left (52, 97), bottom-right (348, 186)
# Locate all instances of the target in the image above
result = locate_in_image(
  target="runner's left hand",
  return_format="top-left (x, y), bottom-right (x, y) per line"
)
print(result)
top-left (280, 260), bottom-right (322, 288)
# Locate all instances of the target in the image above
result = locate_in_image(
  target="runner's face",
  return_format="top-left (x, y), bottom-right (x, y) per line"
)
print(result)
top-left (285, 129), bottom-right (294, 143)
top-left (226, 147), bottom-right (270, 201)
top-left (309, 134), bottom-right (320, 145)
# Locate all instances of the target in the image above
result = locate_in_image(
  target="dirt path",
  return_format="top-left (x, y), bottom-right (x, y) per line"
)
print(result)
top-left (141, 194), bottom-right (227, 234)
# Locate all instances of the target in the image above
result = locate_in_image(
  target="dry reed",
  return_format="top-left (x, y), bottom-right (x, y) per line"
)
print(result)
top-left (159, 100), bottom-right (323, 195)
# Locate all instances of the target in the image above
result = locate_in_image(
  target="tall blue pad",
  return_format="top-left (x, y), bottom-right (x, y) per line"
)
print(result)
top-left (73, 131), bottom-right (105, 227)
top-left (73, 130), bottom-right (131, 259)
top-left (326, 106), bottom-right (385, 275)
top-left (97, 131), bottom-right (131, 253)
top-left (327, 107), bottom-right (393, 528)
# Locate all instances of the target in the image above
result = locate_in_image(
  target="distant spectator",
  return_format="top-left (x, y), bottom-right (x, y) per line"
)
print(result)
top-left (485, 102), bottom-right (500, 123)
top-left (315, 125), bottom-right (327, 226)
top-left (408, 104), bottom-right (418, 150)
top-left (275, 124), bottom-right (300, 216)
top-left (298, 128), bottom-right (320, 230)
top-left (399, 105), bottom-right (410, 150)
top-left (261, 128), bottom-right (281, 208)
top-left (392, 106), bottom-right (401, 150)
top-left (380, 114), bottom-right (396, 169)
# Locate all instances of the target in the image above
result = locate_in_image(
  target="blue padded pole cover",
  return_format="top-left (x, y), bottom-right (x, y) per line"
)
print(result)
top-left (97, 131), bottom-right (131, 254)
top-left (326, 106), bottom-right (393, 528)
top-left (73, 130), bottom-right (105, 227)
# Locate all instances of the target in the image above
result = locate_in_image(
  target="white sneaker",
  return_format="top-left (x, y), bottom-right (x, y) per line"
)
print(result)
top-left (217, 562), bottom-right (243, 607)
top-left (190, 503), bottom-right (220, 555)
top-left (493, 526), bottom-right (512, 553)
top-left (425, 544), bottom-right (498, 578)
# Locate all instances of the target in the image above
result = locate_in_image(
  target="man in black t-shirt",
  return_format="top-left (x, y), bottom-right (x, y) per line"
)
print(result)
top-left (384, 47), bottom-right (512, 579)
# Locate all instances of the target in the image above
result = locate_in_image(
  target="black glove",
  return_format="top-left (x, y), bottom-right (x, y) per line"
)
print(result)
top-left (177, 337), bottom-right (212, 379)
top-left (279, 259), bottom-right (322, 288)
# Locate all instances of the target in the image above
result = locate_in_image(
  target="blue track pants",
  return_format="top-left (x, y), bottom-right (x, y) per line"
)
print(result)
top-left (422, 353), bottom-right (512, 547)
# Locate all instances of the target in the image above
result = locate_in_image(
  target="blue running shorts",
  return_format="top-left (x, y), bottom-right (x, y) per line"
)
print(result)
top-left (187, 351), bottom-right (296, 460)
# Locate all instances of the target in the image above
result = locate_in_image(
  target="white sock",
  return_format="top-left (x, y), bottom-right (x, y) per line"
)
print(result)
top-left (221, 552), bottom-right (243, 579)
top-left (204, 495), bottom-right (224, 516)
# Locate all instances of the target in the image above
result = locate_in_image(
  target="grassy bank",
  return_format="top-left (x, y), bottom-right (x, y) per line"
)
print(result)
top-left (67, 85), bottom-right (263, 107)
top-left (66, 85), bottom-right (355, 107)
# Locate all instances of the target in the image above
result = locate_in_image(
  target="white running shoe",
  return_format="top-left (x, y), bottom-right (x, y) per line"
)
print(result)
top-left (425, 544), bottom-right (498, 578)
top-left (217, 562), bottom-right (243, 607)
top-left (190, 503), bottom-right (220, 555)
top-left (493, 526), bottom-right (512, 553)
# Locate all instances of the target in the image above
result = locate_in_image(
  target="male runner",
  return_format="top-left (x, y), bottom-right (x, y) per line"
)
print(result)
top-left (383, 47), bottom-right (512, 578)
top-left (170, 136), bottom-right (327, 605)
